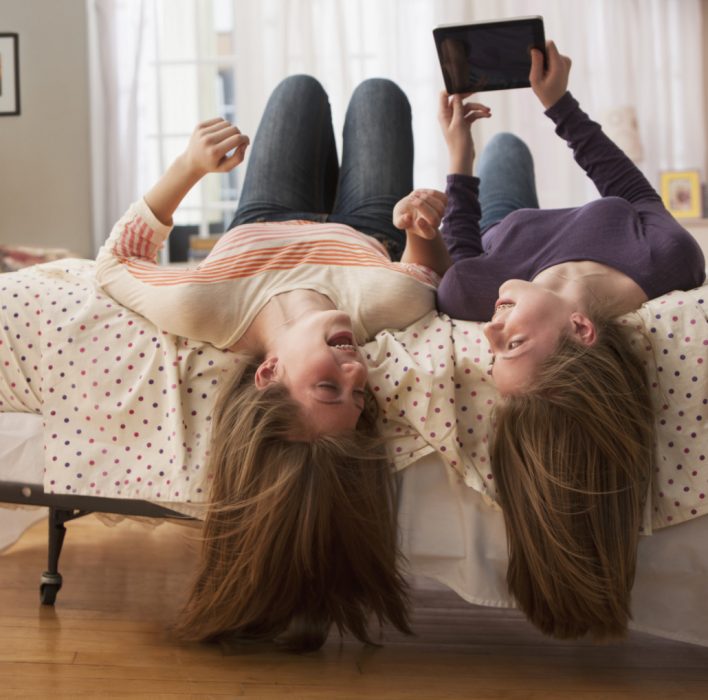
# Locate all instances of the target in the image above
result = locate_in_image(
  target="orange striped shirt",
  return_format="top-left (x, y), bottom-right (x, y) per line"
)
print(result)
top-left (96, 200), bottom-right (437, 349)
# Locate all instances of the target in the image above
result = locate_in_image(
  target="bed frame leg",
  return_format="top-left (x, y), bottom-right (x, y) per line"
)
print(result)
top-left (40, 506), bottom-right (87, 605)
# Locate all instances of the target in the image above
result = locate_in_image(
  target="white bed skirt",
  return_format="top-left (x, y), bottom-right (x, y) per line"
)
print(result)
top-left (0, 413), bottom-right (46, 553)
top-left (2, 412), bottom-right (708, 647)
top-left (398, 449), bottom-right (708, 648)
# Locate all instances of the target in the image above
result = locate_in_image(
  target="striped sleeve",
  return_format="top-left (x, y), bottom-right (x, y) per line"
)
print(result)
top-left (96, 198), bottom-right (171, 268)
top-left (94, 200), bottom-right (236, 346)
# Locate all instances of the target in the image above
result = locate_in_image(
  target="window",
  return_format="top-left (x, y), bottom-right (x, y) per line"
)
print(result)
top-left (144, 0), bottom-right (239, 258)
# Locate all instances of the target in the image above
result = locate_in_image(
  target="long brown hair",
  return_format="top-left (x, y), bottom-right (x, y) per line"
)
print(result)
top-left (490, 319), bottom-right (654, 640)
top-left (173, 357), bottom-right (411, 651)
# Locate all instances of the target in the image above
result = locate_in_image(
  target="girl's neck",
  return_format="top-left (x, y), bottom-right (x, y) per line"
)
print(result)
top-left (232, 289), bottom-right (335, 354)
top-left (533, 261), bottom-right (648, 317)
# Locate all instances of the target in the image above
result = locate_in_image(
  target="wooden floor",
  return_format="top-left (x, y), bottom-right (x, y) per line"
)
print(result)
top-left (2, 515), bottom-right (708, 699)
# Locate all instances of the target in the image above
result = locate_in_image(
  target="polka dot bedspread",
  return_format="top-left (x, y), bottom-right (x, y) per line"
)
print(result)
top-left (364, 286), bottom-right (707, 531)
top-left (1, 260), bottom-right (706, 530)
top-left (0, 259), bottom-right (241, 503)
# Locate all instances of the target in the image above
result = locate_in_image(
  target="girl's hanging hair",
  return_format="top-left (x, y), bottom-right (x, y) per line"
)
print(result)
top-left (491, 319), bottom-right (654, 640)
top-left (173, 357), bottom-right (411, 651)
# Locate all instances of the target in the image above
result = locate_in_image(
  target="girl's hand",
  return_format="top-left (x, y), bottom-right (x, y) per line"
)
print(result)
top-left (437, 91), bottom-right (491, 175)
top-left (530, 40), bottom-right (572, 110)
top-left (144, 119), bottom-right (249, 226)
top-left (393, 189), bottom-right (448, 240)
top-left (183, 118), bottom-right (250, 178)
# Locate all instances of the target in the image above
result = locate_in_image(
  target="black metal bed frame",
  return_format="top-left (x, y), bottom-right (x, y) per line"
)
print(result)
top-left (0, 480), bottom-right (196, 605)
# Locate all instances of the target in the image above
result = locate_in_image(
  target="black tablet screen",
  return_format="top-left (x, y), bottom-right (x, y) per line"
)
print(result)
top-left (434, 18), bottom-right (545, 93)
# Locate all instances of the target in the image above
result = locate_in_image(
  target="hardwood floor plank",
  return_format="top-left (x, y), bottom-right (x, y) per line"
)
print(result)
top-left (2, 514), bottom-right (708, 699)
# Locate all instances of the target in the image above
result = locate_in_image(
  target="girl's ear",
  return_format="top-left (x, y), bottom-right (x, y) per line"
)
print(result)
top-left (570, 312), bottom-right (597, 346)
top-left (254, 357), bottom-right (278, 389)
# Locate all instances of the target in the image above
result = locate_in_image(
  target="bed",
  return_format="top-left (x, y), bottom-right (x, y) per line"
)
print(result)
top-left (0, 413), bottom-right (198, 604)
top-left (1, 253), bottom-right (706, 647)
top-left (2, 409), bottom-right (708, 648)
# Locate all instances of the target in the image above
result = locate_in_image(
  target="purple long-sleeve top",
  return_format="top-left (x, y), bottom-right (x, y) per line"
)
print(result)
top-left (437, 92), bottom-right (706, 321)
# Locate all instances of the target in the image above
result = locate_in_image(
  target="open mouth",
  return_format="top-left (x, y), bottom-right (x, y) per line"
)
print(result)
top-left (327, 331), bottom-right (356, 350)
top-left (493, 301), bottom-right (515, 319)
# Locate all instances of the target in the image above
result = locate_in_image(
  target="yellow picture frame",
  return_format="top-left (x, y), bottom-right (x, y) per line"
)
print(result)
top-left (660, 170), bottom-right (703, 219)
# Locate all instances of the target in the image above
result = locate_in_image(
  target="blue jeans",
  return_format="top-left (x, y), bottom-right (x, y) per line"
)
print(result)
top-left (477, 133), bottom-right (540, 233)
top-left (229, 75), bottom-right (413, 260)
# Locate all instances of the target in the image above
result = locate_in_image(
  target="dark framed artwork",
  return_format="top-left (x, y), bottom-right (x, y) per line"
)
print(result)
top-left (0, 33), bottom-right (20, 116)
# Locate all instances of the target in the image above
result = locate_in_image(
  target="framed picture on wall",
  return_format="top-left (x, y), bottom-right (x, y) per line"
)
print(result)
top-left (0, 33), bottom-right (20, 116)
top-left (660, 170), bottom-right (703, 219)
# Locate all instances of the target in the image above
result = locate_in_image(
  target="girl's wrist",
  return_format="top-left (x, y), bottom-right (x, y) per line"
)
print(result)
top-left (447, 141), bottom-right (474, 175)
top-left (174, 151), bottom-right (206, 184)
top-left (448, 156), bottom-right (473, 176)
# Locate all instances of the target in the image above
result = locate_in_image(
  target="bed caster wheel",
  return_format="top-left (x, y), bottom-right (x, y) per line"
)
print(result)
top-left (40, 584), bottom-right (60, 605)
top-left (40, 572), bottom-right (63, 605)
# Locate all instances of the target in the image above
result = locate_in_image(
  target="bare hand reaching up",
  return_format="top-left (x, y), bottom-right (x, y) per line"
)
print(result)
top-left (145, 119), bottom-right (250, 225)
top-left (437, 92), bottom-right (491, 175)
top-left (184, 118), bottom-right (250, 177)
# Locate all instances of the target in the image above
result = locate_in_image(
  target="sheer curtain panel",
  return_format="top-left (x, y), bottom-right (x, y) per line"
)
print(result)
top-left (87, 0), bottom-right (707, 252)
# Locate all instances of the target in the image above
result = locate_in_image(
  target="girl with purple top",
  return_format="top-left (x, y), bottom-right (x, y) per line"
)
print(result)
top-left (394, 41), bottom-right (705, 642)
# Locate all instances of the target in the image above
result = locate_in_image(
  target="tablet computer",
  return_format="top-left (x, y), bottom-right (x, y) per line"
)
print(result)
top-left (433, 16), bottom-right (546, 93)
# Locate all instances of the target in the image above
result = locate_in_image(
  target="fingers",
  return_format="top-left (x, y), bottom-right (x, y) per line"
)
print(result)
top-left (395, 211), bottom-right (413, 229)
top-left (405, 189), bottom-right (448, 239)
top-left (412, 188), bottom-right (447, 217)
top-left (213, 131), bottom-right (249, 155)
top-left (197, 117), bottom-right (227, 131)
top-left (415, 218), bottom-right (438, 239)
top-left (450, 94), bottom-right (466, 125)
top-left (530, 40), bottom-right (569, 82)
top-left (461, 102), bottom-right (491, 123)
top-left (392, 196), bottom-right (413, 230)
top-left (191, 119), bottom-right (250, 171)
top-left (392, 196), bottom-right (409, 229)
top-left (529, 47), bottom-right (544, 84)
top-left (440, 92), bottom-right (491, 127)
top-left (394, 189), bottom-right (448, 235)
top-left (464, 102), bottom-right (491, 111)
top-left (438, 90), bottom-right (453, 126)
top-left (529, 39), bottom-right (571, 109)
top-left (545, 39), bottom-right (561, 67)
top-left (209, 131), bottom-right (250, 170)
top-left (216, 136), bottom-right (250, 171)
top-left (207, 123), bottom-right (244, 148)
top-left (195, 119), bottom-right (246, 151)
top-left (545, 40), bottom-right (571, 75)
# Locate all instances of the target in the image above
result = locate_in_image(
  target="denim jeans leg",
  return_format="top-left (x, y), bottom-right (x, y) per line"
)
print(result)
top-left (228, 75), bottom-right (339, 229)
top-left (477, 133), bottom-right (540, 232)
top-left (330, 79), bottom-right (413, 260)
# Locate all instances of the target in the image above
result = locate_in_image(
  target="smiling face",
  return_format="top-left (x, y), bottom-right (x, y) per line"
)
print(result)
top-left (483, 279), bottom-right (596, 395)
top-left (255, 310), bottom-right (369, 436)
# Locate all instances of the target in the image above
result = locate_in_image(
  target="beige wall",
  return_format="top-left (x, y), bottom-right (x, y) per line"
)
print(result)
top-left (0, 0), bottom-right (92, 257)
top-left (704, 0), bottom-right (708, 195)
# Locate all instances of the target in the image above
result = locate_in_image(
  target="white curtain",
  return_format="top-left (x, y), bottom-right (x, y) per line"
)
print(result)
top-left (455, 0), bottom-right (707, 207)
top-left (86, 0), bottom-right (154, 254)
top-left (87, 0), bottom-right (706, 251)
